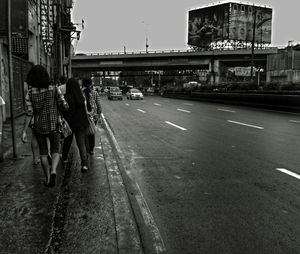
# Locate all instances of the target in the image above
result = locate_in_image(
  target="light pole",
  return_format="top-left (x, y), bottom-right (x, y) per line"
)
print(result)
top-left (142, 21), bottom-right (150, 53)
top-left (250, 7), bottom-right (257, 83)
top-left (7, 0), bottom-right (17, 158)
top-left (250, 7), bottom-right (271, 83)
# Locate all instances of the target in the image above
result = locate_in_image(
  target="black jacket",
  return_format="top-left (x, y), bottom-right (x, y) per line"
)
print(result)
top-left (62, 94), bottom-right (89, 132)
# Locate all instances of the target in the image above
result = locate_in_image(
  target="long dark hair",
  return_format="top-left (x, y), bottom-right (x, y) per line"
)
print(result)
top-left (66, 78), bottom-right (85, 106)
top-left (82, 77), bottom-right (92, 111)
top-left (26, 65), bottom-right (51, 88)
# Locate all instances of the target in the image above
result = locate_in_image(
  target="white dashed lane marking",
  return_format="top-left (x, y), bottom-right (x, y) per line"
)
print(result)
top-left (218, 108), bottom-right (236, 113)
top-left (227, 120), bottom-right (264, 130)
top-left (137, 109), bottom-right (146, 113)
top-left (177, 108), bottom-right (191, 113)
top-left (154, 103), bottom-right (161, 106)
top-left (125, 103), bottom-right (130, 106)
top-left (289, 120), bottom-right (300, 123)
top-left (184, 103), bottom-right (193, 106)
top-left (165, 121), bottom-right (187, 131)
top-left (276, 168), bottom-right (300, 180)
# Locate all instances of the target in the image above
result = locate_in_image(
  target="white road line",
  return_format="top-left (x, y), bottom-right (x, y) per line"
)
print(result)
top-left (276, 168), bottom-right (300, 180)
top-left (174, 175), bottom-right (181, 179)
top-left (137, 109), bottom-right (146, 113)
top-left (218, 108), bottom-right (236, 113)
top-left (154, 103), bottom-right (161, 106)
top-left (101, 113), bottom-right (165, 253)
top-left (177, 108), bottom-right (191, 113)
top-left (227, 120), bottom-right (264, 129)
top-left (101, 113), bottom-right (122, 154)
top-left (165, 121), bottom-right (187, 131)
top-left (184, 103), bottom-right (193, 106)
top-left (135, 183), bottom-right (166, 253)
top-left (289, 120), bottom-right (300, 123)
top-left (125, 103), bottom-right (130, 106)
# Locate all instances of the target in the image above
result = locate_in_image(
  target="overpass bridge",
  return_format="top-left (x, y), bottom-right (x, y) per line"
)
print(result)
top-left (71, 48), bottom-right (278, 84)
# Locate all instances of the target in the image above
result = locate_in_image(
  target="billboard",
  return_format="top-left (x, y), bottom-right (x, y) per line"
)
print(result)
top-left (188, 3), bottom-right (230, 47)
top-left (229, 3), bottom-right (272, 43)
top-left (188, 2), bottom-right (272, 47)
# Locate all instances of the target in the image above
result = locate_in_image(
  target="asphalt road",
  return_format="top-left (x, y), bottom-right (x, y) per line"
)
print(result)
top-left (101, 94), bottom-right (300, 254)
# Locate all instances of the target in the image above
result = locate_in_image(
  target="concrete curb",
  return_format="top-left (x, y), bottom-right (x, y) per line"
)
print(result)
top-left (100, 115), bottom-right (143, 254)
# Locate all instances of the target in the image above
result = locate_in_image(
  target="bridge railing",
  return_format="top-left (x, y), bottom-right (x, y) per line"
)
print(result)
top-left (87, 49), bottom-right (193, 56)
top-left (76, 47), bottom-right (279, 57)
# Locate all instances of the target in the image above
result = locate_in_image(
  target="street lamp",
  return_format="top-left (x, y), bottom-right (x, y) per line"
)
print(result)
top-left (142, 21), bottom-right (150, 53)
top-left (250, 6), bottom-right (271, 83)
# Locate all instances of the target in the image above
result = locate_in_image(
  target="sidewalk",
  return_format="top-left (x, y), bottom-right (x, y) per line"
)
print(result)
top-left (1, 116), bottom-right (27, 160)
top-left (0, 117), bottom-right (143, 254)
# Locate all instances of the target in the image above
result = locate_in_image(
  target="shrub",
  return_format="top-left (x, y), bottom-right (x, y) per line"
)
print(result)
top-left (263, 82), bottom-right (280, 90)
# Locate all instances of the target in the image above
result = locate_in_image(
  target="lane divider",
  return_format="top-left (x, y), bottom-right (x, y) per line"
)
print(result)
top-left (154, 103), bottom-right (161, 106)
top-left (227, 120), bottom-right (264, 130)
top-left (165, 121), bottom-right (187, 131)
top-left (184, 103), bottom-right (193, 106)
top-left (289, 120), bottom-right (300, 123)
top-left (218, 108), bottom-right (236, 113)
top-left (177, 108), bottom-right (191, 113)
top-left (125, 103), bottom-right (130, 106)
top-left (276, 168), bottom-right (300, 180)
top-left (137, 109), bottom-right (146, 113)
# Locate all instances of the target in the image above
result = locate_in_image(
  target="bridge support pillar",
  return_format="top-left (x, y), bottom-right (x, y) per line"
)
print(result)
top-left (209, 58), bottom-right (220, 85)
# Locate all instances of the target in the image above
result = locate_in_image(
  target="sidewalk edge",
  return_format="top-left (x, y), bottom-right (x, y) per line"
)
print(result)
top-left (100, 115), bottom-right (143, 254)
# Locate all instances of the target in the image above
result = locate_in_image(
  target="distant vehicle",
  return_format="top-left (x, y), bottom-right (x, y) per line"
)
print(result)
top-left (120, 85), bottom-right (134, 94)
top-left (102, 86), bottom-right (109, 93)
top-left (75, 53), bottom-right (87, 56)
top-left (108, 87), bottom-right (123, 100)
top-left (126, 88), bottom-right (144, 100)
top-left (183, 81), bottom-right (201, 90)
top-left (146, 87), bottom-right (154, 95)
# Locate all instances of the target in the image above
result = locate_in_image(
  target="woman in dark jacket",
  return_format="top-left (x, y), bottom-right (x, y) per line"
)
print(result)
top-left (62, 78), bottom-right (89, 172)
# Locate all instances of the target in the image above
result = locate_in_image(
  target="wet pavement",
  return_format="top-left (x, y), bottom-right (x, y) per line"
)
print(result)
top-left (0, 116), bottom-right (142, 254)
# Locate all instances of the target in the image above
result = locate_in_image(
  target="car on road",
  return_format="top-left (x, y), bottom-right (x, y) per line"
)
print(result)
top-left (108, 87), bottom-right (123, 100)
top-left (126, 88), bottom-right (144, 100)
top-left (145, 87), bottom-right (154, 95)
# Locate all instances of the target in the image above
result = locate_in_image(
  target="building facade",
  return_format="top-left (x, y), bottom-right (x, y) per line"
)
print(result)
top-left (267, 46), bottom-right (300, 84)
top-left (0, 0), bottom-right (74, 121)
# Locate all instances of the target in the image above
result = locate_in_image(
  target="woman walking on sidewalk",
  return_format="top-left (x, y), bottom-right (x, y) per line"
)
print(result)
top-left (61, 78), bottom-right (90, 172)
top-left (82, 77), bottom-right (102, 155)
top-left (22, 65), bottom-right (68, 187)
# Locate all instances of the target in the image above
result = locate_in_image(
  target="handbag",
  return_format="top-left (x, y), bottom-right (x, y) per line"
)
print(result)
top-left (57, 114), bottom-right (72, 138)
top-left (86, 114), bottom-right (96, 135)
top-left (83, 94), bottom-right (96, 135)
top-left (56, 86), bottom-right (69, 111)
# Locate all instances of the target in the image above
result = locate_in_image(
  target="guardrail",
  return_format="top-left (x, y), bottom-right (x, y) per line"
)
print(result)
top-left (74, 47), bottom-right (279, 57)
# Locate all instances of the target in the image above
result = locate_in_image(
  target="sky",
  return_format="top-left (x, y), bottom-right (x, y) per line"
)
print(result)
top-left (71, 0), bottom-right (299, 54)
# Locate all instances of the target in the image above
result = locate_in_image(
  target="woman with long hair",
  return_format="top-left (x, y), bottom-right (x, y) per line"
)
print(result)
top-left (22, 65), bottom-right (68, 187)
top-left (82, 77), bottom-right (102, 155)
top-left (61, 78), bottom-right (90, 172)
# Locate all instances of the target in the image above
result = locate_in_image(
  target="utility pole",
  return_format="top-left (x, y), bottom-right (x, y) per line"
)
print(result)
top-left (250, 6), bottom-right (257, 83)
top-left (7, 0), bottom-right (17, 158)
top-left (146, 34), bottom-right (149, 53)
top-left (142, 21), bottom-right (149, 53)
